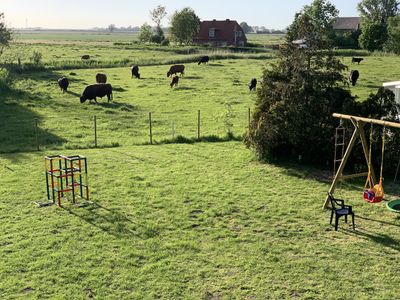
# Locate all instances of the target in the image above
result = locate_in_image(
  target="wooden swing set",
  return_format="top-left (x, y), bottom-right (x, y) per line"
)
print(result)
top-left (323, 113), bottom-right (400, 209)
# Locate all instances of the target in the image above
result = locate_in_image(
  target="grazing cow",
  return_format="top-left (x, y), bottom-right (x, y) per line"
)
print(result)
top-left (96, 73), bottom-right (107, 84)
top-left (167, 65), bottom-right (185, 77)
top-left (249, 78), bottom-right (257, 91)
top-left (198, 56), bottom-right (209, 65)
top-left (80, 84), bottom-right (113, 103)
top-left (352, 57), bottom-right (364, 64)
top-left (131, 65), bottom-right (140, 79)
top-left (81, 55), bottom-right (90, 60)
top-left (170, 76), bottom-right (179, 88)
top-left (58, 77), bottom-right (69, 93)
top-left (349, 70), bottom-right (360, 86)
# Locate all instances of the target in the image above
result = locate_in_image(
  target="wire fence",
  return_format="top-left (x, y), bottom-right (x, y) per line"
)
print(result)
top-left (0, 108), bottom-right (252, 153)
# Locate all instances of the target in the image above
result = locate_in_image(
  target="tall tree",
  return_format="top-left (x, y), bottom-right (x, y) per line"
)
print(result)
top-left (245, 11), bottom-right (355, 162)
top-left (286, 0), bottom-right (338, 48)
top-left (358, 0), bottom-right (399, 23)
top-left (149, 5), bottom-right (167, 44)
top-left (359, 21), bottom-right (388, 51)
top-left (384, 15), bottom-right (400, 53)
top-left (108, 24), bottom-right (116, 33)
top-left (0, 13), bottom-right (12, 57)
top-left (240, 22), bottom-right (252, 34)
top-left (169, 7), bottom-right (200, 45)
top-left (138, 23), bottom-right (153, 43)
top-left (150, 5), bottom-right (167, 28)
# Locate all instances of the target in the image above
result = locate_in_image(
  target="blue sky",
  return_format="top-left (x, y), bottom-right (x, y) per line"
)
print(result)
top-left (3, 0), bottom-right (360, 29)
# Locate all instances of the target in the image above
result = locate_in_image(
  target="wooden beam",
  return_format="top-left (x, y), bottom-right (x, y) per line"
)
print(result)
top-left (323, 124), bottom-right (360, 209)
top-left (339, 172), bottom-right (369, 180)
top-left (333, 113), bottom-right (400, 129)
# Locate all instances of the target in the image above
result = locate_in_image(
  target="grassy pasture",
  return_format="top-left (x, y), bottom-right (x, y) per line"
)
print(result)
top-left (3, 42), bottom-right (274, 71)
top-left (2, 55), bottom-right (400, 153)
top-left (1, 59), bottom-right (263, 153)
top-left (0, 143), bottom-right (399, 299)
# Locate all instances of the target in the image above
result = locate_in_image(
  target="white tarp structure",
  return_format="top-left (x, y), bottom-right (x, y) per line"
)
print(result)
top-left (382, 81), bottom-right (400, 104)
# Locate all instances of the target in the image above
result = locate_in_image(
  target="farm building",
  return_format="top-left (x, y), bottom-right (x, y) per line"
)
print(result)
top-left (193, 19), bottom-right (247, 47)
top-left (333, 17), bottom-right (361, 32)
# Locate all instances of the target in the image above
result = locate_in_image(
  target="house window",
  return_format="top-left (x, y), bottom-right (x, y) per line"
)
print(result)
top-left (209, 28), bottom-right (215, 38)
top-left (237, 31), bottom-right (242, 37)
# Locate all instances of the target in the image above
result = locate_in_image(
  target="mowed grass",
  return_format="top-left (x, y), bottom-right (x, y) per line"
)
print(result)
top-left (1, 59), bottom-right (264, 152)
top-left (0, 142), bottom-right (399, 299)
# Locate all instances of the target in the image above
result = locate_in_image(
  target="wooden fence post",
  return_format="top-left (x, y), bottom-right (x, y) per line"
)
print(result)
top-left (34, 118), bottom-right (39, 151)
top-left (248, 108), bottom-right (251, 130)
top-left (149, 112), bottom-right (153, 145)
top-left (197, 110), bottom-right (201, 140)
top-left (93, 116), bottom-right (97, 148)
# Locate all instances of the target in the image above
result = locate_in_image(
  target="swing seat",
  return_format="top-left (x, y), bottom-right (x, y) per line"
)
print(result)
top-left (363, 186), bottom-right (383, 203)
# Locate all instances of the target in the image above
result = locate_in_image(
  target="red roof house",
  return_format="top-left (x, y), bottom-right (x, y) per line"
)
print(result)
top-left (193, 19), bottom-right (247, 47)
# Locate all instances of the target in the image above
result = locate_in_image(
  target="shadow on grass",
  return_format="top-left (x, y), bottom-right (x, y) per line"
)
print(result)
top-left (342, 227), bottom-right (400, 252)
top-left (184, 76), bottom-right (203, 80)
top-left (208, 63), bottom-right (225, 67)
top-left (173, 86), bottom-right (197, 91)
top-left (149, 134), bottom-right (242, 145)
top-left (96, 101), bottom-right (137, 110)
top-left (66, 90), bottom-right (81, 97)
top-left (113, 86), bottom-right (127, 92)
top-left (356, 214), bottom-right (400, 228)
top-left (0, 86), bottom-right (66, 154)
top-left (63, 201), bottom-right (158, 239)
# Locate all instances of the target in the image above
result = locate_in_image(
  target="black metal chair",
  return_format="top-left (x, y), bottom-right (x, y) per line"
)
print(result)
top-left (327, 192), bottom-right (355, 231)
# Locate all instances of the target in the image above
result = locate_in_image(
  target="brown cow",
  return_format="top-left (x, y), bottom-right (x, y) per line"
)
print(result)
top-left (167, 65), bottom-right (185, 77)
top-left (80, 84), bottom-right (113, 103)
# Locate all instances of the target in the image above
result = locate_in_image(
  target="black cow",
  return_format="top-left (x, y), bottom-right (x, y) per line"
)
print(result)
top-left (58, 77), bottom-right (69, 93)
top-left (352, 57), bottom-right (364, 64)
top-left (131, 65), bottom-right (140, 79)
top-left (249, 78), bottom-right (257, 91)
top-left (170, 76), bottom-right (179, 88)
top-left (167, 65), bottom-right (185, 77)
top-left (81, 55), bottom-right (90, 60)
top-left (198, 56), bottom-right (209, 65)
top-left (96, 73), bottom-right (107, 84)
top-left (349, 70), bottom-right (360, 86)
top-left (80, 84), bottom-right (113, 103)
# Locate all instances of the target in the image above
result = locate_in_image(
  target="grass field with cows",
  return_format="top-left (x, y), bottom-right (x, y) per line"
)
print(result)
top-left (1, 32), bottom-right (399, 299)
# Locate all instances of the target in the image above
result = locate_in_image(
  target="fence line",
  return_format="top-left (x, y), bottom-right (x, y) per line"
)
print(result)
top-left (0, 108), bottom-right (252, 153)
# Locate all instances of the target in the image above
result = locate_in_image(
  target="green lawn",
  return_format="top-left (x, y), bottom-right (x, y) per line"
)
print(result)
top-left (0, 142), bottom-right (399, 299)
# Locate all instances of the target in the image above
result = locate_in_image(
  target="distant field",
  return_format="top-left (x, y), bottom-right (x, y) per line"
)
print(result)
top-left (4, 31), bottom-right (275, 70)
top-left (246, 33), bottom-right (285, 46)
top-left (12, 30), bottom-right (285, 47)
top-left (13, 30), bottom-right (140, 43)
